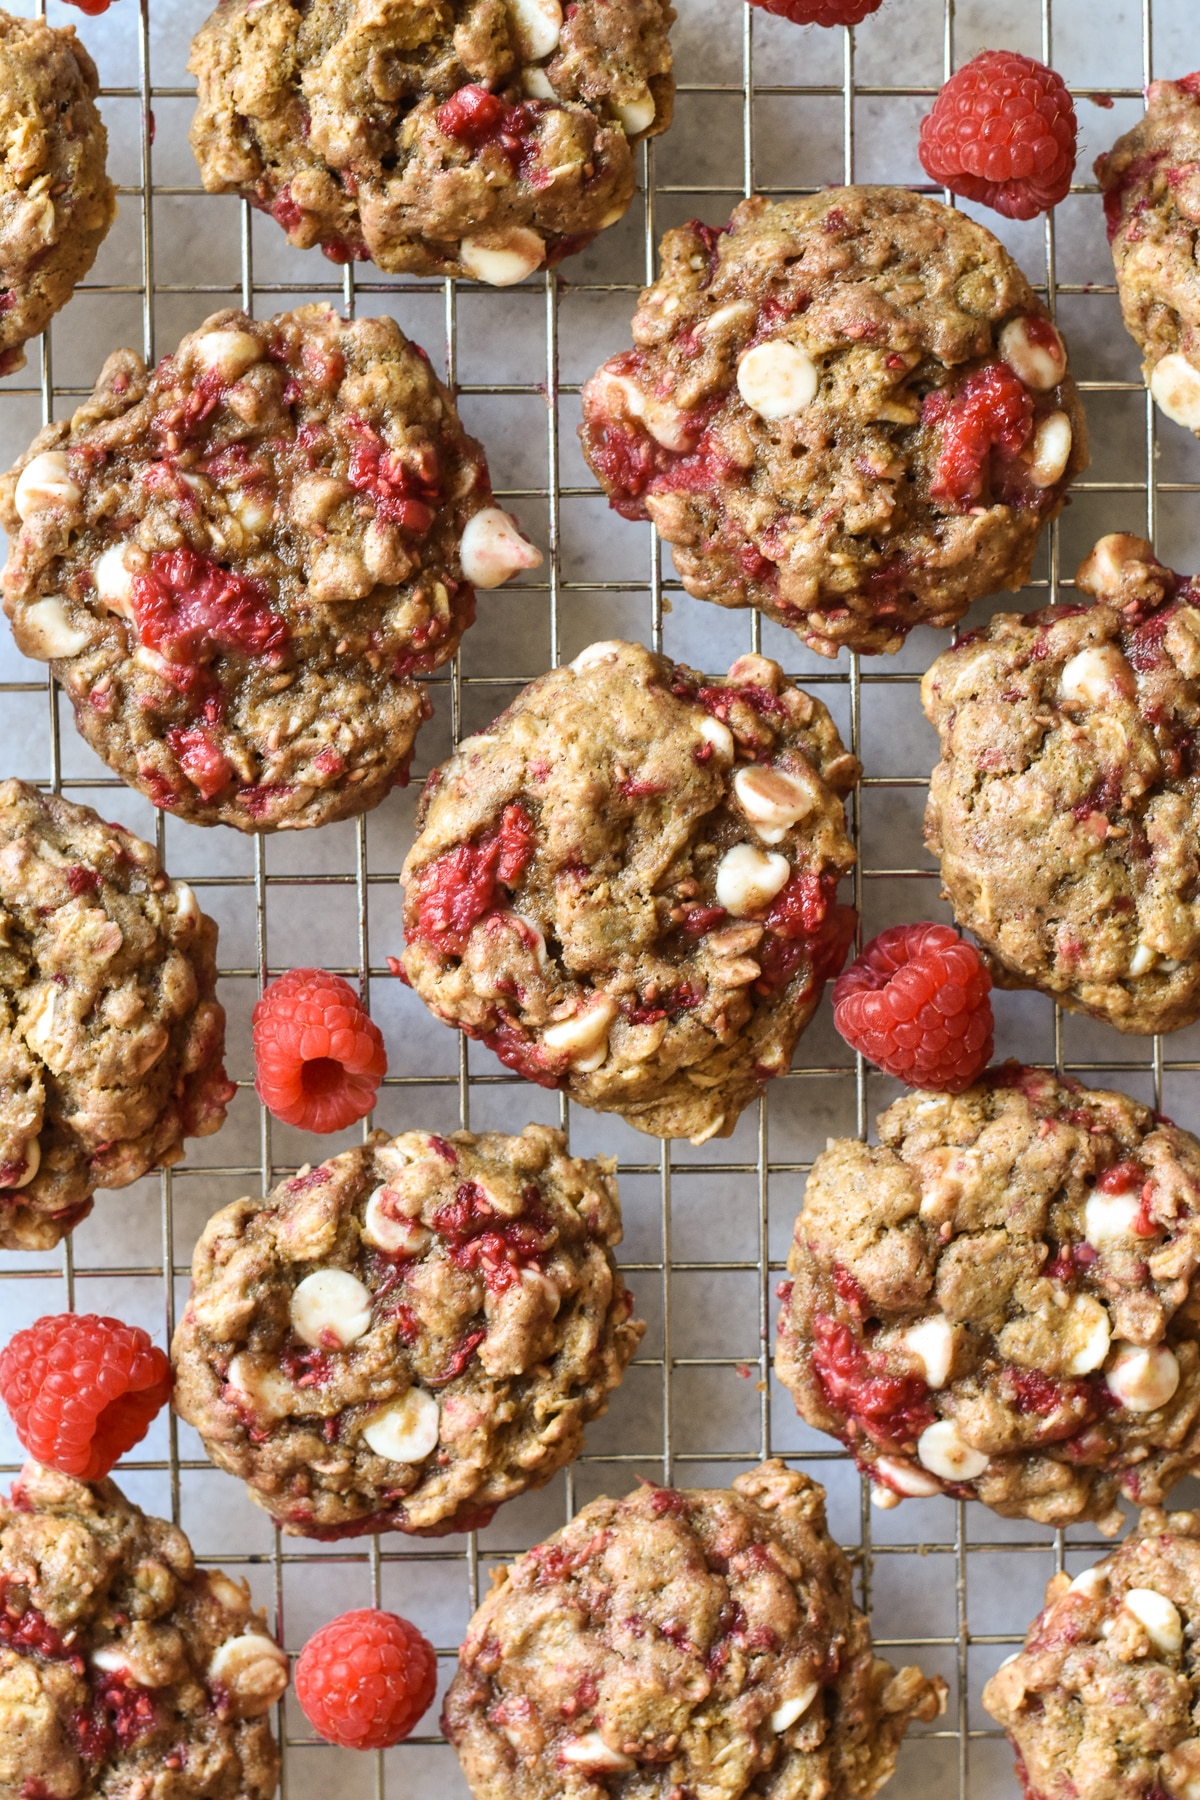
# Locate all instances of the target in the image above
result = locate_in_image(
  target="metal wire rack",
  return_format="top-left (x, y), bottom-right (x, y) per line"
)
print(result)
top-left (1, 0), bottom-right (1198, 1794)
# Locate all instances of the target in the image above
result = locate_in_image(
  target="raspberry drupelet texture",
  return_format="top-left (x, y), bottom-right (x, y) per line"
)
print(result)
top-left (919, 51), bottom-right (1077, 221)
top-left (253, 969), bottom-right (386, 1134)
top-left (0, 1314), bottom-right (172, 1482)
top-left (295, 1609), bottom-right (437, 1749)
top-left (832, 923), bottom-right (994, 1092)
top-left (749, 0), bottom-right (882, 23)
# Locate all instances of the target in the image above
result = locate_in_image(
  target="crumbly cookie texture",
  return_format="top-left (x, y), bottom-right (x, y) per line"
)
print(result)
top-left (923, 533), bottom-right (1200, 1034)
top-left (399, 641), bottom-right (859, 1144)
top-left (187, 0), bottom-right (674, 283)
top-left (1096, 74), bottom-right (1200, 436)
top-left (171, 1124), bottom-right (643, 1538)
top-left (0, 1460), bottom-right (287, 1800)
top-left (985, 1507), bottom-right (1200, 1800)
top-left (777, 1067), bottom-right (1200, 1531)
top-left (443, 1460), bottom-right (946, 1800)
top-left (579, 188), bottom-right (1088, 658)
top-left (0, 303), bottom-right (528, 833)
top-left (0, 14), bottom-right (116, 377)
top-left (0, 779), bottom-right (232, 1254)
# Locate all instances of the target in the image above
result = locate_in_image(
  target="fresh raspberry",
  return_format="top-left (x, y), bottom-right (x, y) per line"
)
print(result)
top-left (253, 969), bottom-right (387, 1133)
top-left (748, 0), bottom-right (882, 24)
top-left (294, 1609), bottom-right (437, 1750)
top-left (0, 1315), bottom-right (172, 1482)
top-left (63, 0), bottom-right (114, 10)
top-left (832, 923), bottom-right (994, 1092)
top-left (918, 50), bottom-right (1078, 221)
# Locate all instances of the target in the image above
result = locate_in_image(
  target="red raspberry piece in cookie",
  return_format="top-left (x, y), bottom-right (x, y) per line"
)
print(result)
top-left (749, 0), bottom-right (881, 21)
top-left (253, 968), bottom-right (387, 1133)
top-left (832, 923), bottom-right (993, 1092)
top-left (295, 1609), bottom-right (437, 1749)
top-left (919, 50), bottom-right (1077, 221)
top-left (0, 1314), bottom-right (172, 1481)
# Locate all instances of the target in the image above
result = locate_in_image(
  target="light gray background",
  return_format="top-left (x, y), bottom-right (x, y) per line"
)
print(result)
top-left (1, 0), bottom-right (1198, 1794)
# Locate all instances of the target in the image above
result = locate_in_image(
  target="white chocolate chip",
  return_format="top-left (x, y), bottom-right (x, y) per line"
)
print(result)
top-left (901, 1314), bottom-right (955, 1390)
top-left (916, 1420), bottom-right (988, 1483)
top-left (192, 328), bottom-right (263, 382)
top-left (588, 368), bottom-right (694, 450)
top-left (559, 1731), bottom-right (636, 1773)
top-left (870, 1484), bottom-right (901, 1510)
top-left (14, 452), bottom-right (81, 521)
top-left (736, 340), bottom-right (819, 421)
top-left (1027, 411), bottom-right (1073, 487)
top-left (5, 1137), bottom-right (40, 1189)
top-left (1160, 1739), bottom-right (1200, 1800)
top-left (459, 506), bottom-right (543, 588)
top-left (614, 88), bottom-right (656, 136)
top-left (733, 764), bottom-right (817, 842)
top-left (93, 543), bottom-right (137, 617)
top-left (91, 1645), bottom-right (133, 1677)
top-left (362, 1387), bottom-right (440, 1464)
top-left (207, 1632), bottom-right (289, 1716)
top-left (1084, 1186), bottom-right (1142, 1248)
top-left (714, 843), bottom-right (790, 916)
top-left (171, 879), bottom-right (200, 925)
top-left (697, 714), bottom-right (735, 761)
top-left (1150, 353), bottom-right (1200, 431)
top-left (362, 1186), bottom-right (433, 1256)
top-left (872, 1454), bottom-right (944, 1498)
top-left (1122, 1588), bottom-right (1183, 1656)
top-left (1105, 1340), bottom-right (1180, 1413)
top-left (507, 0), bottom-right (561, 58)
top-left (289, 1268), bottom-right (373, 1349)
top-left (1059, 643), bottom-right (1136, 708)
top-left (768, 1683), bottom-right (819, 1732)
top-left (998, 316), bottom-right (1068, 391)
top-left (570, 640), bottom-right (624, 673)
top-left (522, 66), bottom-right (556, 99)
top-left (228, 487), bottom-right (274, 536)
top-left (542, 994), bottom-right (618, 1070)
top-left (1129, 942), bottom-right (1159, 978)
top-left (1062, 1294), bottom-right (1111, 1376)
top-left (18, 597), bottom-right (93, 661)
top-left (461, 229), bottom-right (545, 286)
top-left (1068, 1564), bottom-right (1109, 1599)
top-left (226, 1353), bottom-right (296, 1422)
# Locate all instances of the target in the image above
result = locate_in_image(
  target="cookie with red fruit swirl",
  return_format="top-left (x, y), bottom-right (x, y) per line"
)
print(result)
top-left (777, 1067), bottom-right (1200, 1532)
top-left (579, 188), bottom-right (1088, 657)
top-left (171, 1124), bottom-right (643, 1538)
top-left (398, 642), bottom-right (859, 1144)
top-left (0, 304), bottom-right (540, 832)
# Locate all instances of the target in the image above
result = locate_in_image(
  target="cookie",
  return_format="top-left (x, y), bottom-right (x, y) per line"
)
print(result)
top-left (776, 1066), bottom-right (1200, 1531)
top-left (0, 304), bottom-right (537, 833)
top-left (0, 779), bottom-right (233, 1254)
top-left (0, 14), bottom-right (116, 378)
top-left (442, 1459), bottom-right (946, 1800)
top-left (187, 0), bottom-right (674, 284)
top-left (1096, 74), bottom-right (1200, 435)
top-left (579, 188), bottom-right (1089, 657)
top-left (171, 1124), bottom-right (643, 1538)
top-left (0, 1459), bottom-right (287, 1800)
top-left (984, 1507), bottom-right (1200, 1800)
top-left (398, 641), bottom-right (858, 1145)
top-left (922, 533), bottom-right (1200, 1034)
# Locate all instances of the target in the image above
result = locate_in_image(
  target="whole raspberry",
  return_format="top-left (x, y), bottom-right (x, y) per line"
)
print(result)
top-left (295, 1609), bottom-right (437, 1750)
top-left (748, 0), bottom-right (882, 23)
top-left (832, 924), bottom-right (994, 1092)
top-left (63, 0), bottom-right (114, 11)
top-left (0, 1315), bottom-right (172, 1481)
top-left (918, 50), bottom-right (1077, 221)
top-left (253, 969), bottom-right (387, 1133)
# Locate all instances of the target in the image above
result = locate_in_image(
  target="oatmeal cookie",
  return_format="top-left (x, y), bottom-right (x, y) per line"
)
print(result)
top-left (985, 1509), bottom-right (1200, 1800)
top-left (187, 0), bottom-right (674, 284)
top-left (579, 188), bottom-right (1088, 658)
top-left (0, 303), bottom-right (536, 832)
top-left (0, 779), bottom-right (232, 1254)
top-left (1096, 74), bottom-right (1200, 435)
top-left (923, 533), bottom-right (1200, 1034)
top-left (442, 1459), bottom-right (946, 1800)
top-left (398, 641), bottom-right (859, 1144)
top-left (777, 1066), bottom-right (1200, 1531)
top-left (0, 14), bottom-right (116, 378)
top-left (171, 1123), bottom-right (643, 1538)
top-left (0, 1460), bottom-right (287, 1800)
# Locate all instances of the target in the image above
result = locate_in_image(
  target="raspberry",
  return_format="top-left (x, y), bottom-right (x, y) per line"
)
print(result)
top-left (832, 923), bottom-right (994, 1092)
top-left (294, 1609), bottom-right (437, 1750)
top-left (63, 0), bottom-right (114, 10)
top-left (253, 969), bottom-right (387, 1133)
top-left (0, 1315), bottom-right (172, 1482)
top-left (918, 51), bottom-right (1078, 221)
top-left (748, 0), bottom-right (882, 23)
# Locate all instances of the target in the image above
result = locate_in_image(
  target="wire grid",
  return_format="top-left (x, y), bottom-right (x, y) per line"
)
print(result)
top-left (0, 0), bottom-right (1196, 1794)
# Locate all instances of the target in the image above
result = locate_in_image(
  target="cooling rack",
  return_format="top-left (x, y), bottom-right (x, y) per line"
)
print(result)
top-left (2, 0), bottom-right (1199, 1794)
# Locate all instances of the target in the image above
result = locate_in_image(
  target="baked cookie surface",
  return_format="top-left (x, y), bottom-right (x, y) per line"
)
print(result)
top-left (442, 1459), bottom-right (946, 1800)
top-left (0, 1460), bottom-right (287, 1800)
top-left (399, 641), bottom-right (858, 1144)
top-left (923, 534), bottom-right (1200, 1034)
top-left (1096, 74), bottom-right (1200, 434)
top-left (0, 779), bottom-right (232, 1254)
top-left (777, 1067), bottom-right (1200, 1531)
top-left (171, 1124), bottom-right (643, 1538)
top-left (0, 304), bottom-right (531, 832)
top-left (0, 14), bottom-right (116, 377)
top-left (985, 1507), bottom-right (1200, 1800)
top-left (187, 0), bottom-right (674, 283)
top-left (579, 188), bottom-right (1088, 657)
